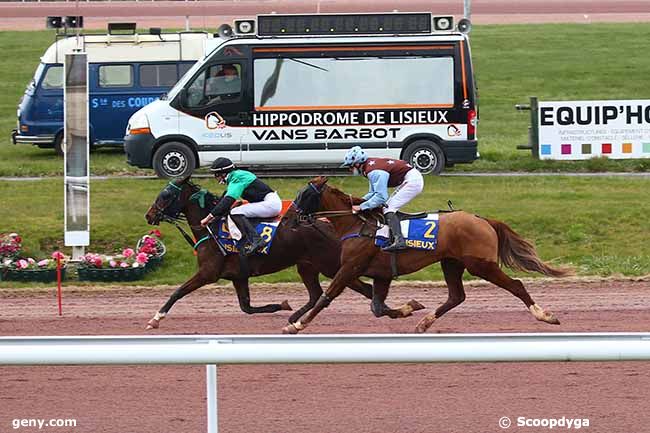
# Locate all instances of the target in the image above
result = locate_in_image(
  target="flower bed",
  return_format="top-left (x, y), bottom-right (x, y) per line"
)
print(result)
top-left (77, 231), bottom-right (165, 281)
top-left (1, 251), bottom-right (67, 283)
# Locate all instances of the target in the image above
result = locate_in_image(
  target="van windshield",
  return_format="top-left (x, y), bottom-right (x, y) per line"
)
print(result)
top-left (254, 56), bottom-right (454, 109)
top-left (41, 65), bottom-right (64, 89)
top-left (167, 56), bottom-right (207, 99)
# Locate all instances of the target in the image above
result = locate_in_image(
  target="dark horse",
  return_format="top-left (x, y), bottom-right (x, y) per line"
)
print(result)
top-left (284, 176), bottom-right (570, 334)
top-left (144, 177), bottom-right (424, 329)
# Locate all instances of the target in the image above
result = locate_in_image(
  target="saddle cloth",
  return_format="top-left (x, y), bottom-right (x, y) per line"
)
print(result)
top-left (217, 217), bottom-right (280, 255)
top-left (375, 213), bottom-right (439, 251)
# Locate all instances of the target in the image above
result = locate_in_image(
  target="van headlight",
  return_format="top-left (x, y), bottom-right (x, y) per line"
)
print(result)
top-left (126, 113), bottom-right (150, 135)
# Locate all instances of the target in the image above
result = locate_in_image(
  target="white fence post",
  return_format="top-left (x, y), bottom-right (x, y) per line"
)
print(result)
top-left (206, 364), bottom-right (218, 433)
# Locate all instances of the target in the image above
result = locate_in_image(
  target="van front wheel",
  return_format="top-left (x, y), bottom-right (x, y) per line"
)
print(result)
top-left (152, 142), bottom-right (196, 179)
top-left (403, 140), bottom-right (446, 175)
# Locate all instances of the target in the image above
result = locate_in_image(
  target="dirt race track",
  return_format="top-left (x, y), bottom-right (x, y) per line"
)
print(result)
top-left (1, 278), bottom-right (650, 433)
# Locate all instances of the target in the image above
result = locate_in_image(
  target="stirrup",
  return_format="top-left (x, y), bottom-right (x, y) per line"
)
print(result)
top-left (382, 240), bottom-right (407, 252)
top-left (243, 238), bottom-right (266, 256)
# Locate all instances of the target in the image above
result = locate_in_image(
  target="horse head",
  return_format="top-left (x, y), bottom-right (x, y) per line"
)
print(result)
top-left (294, 176), bottom-right (329, 215)
top-left (145, 176), bottom-right (199, 225)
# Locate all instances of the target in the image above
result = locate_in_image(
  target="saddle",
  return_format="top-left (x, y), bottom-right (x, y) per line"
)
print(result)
top-left (395, 211), bottom-right (428, 221)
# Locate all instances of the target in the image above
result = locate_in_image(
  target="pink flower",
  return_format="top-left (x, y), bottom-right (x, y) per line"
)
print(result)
top-left (17, 259), bottom-right (29, 269)
top-left (122, 248), bottom-right (135, 258)
top-left (93, 257), bottom-right (103, 267)
top-left (51, 251), bottom-right (65, 260)
top-left (136, 252), bottom-right (149, 264)
top-left (120, 262), bottom-right (129, 268)
top-left (109, 260), bottom-right (118, 268)
top-left (27, 257), bottom-right (35, 264)
top-left (37, 259), bottom-right (50, 267)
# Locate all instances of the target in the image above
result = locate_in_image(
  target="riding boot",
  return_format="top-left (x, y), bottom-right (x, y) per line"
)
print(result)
top-left (231, 214), bottom-right (266, 256)
top-left (382, 212), bottom-right (407, 252)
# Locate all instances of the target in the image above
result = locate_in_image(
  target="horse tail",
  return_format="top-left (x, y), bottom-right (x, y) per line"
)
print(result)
top-left (485, 218), bottom-right (571, 277)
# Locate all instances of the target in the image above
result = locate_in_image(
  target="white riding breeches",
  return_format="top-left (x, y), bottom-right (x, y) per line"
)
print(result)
top-left (230, 191), bottom-right (282, 218)
top-left (227, 192), bottom-right (282, 240)
top-left (384, 169), bottom-right (424, 213)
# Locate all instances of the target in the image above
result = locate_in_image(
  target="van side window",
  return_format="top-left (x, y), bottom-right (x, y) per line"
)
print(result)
top-left (42, 65), bottom-right (63, 89)
top-left (140, 64), bottom-right (178, 87)
top-left (254, 56), bottom-right (454, 109)
top-left (185, 63), bottom-right (241, 108)
top-left (99, 65), bottom-right (133, 88)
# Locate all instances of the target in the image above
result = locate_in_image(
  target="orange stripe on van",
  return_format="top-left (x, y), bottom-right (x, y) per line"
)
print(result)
top-left (254, 103), bottom-right (454, 111)
top-left (253, 45), bottom-right (454, 53)
top-left (459, 40), bottom-right (468, 100)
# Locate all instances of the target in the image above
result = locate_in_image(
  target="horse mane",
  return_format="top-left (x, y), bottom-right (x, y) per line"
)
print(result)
top-left (324, 183), bottom-right (383, 219)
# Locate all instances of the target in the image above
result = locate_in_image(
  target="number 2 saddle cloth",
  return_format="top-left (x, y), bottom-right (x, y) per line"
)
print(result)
top-left (375, 213), bottom-right (439, 250)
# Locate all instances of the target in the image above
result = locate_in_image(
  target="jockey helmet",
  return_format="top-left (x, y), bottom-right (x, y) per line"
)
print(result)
top-left (340, 146), bottom-right (368, 167)
top-left (210, 157), bottom-right (235, 174)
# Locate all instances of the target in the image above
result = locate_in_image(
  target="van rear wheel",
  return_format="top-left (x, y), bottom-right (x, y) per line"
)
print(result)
top-left (403, 140), bottom-right (445, 175)
top-left (152, 142), bottom-right (196, 179)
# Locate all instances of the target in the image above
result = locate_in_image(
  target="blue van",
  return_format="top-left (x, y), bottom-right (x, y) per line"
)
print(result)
top-left (12, 29), bottom-right (214, 155)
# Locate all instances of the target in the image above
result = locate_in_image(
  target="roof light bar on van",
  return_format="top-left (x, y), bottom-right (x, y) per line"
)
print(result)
top-left (257, 13), bottom-right (432, 37)
top-left (108, 22), bottom-right (136, 35)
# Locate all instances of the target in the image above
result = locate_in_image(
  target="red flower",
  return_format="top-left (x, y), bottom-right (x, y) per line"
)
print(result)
top-left (148, 229), bottom-right (162, 238)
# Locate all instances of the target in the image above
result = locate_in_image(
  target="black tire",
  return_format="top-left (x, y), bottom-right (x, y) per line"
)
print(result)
top-left (53, 132), bottom-right (64, 157)
top-left (152, 142), bottom-right (196, 179)
top-left (403, 140), bottom-right (446, 175)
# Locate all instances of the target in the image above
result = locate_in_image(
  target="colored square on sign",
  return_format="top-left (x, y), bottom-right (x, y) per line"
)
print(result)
top-left (561, 144), bottom-right (572, 155)
top-left (581, 143), bottom-right (591, 154)
top-left (602, 143), bottom-right (612, 154)
top-left (643, 143), bottom-right (650, 154)
top-left (622, 143), bottom-right (633, 154)
top-left (540, 144), bottom-right (551, 155)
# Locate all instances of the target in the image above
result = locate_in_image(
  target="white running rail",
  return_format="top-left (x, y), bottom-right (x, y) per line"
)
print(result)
top-left (2, 333), bottom-right (650, 433)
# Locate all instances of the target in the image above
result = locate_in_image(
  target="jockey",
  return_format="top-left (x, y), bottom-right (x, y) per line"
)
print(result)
top-left (341, 146), bottom-right (424, 251)
top-left (200, 157), bottom-right (282, 255)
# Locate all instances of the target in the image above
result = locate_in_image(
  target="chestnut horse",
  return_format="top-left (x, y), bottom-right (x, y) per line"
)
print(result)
top-left (144, 177), bottom-right (423, 329)
top-left (284, 176), bottom-right (570, 334)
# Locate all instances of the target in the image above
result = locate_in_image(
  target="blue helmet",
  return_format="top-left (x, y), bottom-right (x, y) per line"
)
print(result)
top-left (341, 146), bottom-right (368, 167)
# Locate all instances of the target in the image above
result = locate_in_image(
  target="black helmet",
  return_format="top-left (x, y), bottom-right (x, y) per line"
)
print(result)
top-left (210, 157), bottom-right (235, 174)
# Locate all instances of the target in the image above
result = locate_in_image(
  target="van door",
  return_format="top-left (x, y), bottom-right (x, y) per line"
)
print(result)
top-left (175, 61), bottom-right (249, 165)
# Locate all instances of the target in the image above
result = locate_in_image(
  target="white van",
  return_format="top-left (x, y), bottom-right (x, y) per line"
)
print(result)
top-left (124, 13), bottom-right (478, 177)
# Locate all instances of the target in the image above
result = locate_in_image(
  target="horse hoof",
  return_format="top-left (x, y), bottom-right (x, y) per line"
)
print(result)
top-left (282, 324), bottom-right (300, 334)
top-left (408, 299), bottom-right (426, 312)
top-left (546, 313), bottom-right (561, 325)
top-left (146, 319), bottom-right (159, 330)
top-left (280, 300), bottom-right (293, 311)
top-left (414, 315), bottom-right (436, 333)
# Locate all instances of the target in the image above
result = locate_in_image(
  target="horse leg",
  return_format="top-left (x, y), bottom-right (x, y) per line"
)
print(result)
top-left (348, 278), bottom-right (425, 318)
top-left (289, 263), bottom-right (324, 324)
top-left (232, 278), bottom-right (292, 315)
top-left (416, 258), bottom-right (467, 333)
top-left (371, 278), bottom-right (425, 319)
top-left (465, 258), bottom-right (560, 325)
top-left (282, 262), bottom-right (361, 334)
top-left (146, 272), bottom-right (213, 330)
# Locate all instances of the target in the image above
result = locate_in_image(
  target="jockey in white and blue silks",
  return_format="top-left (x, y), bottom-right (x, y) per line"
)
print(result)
top-left (341, 146), bottom-right (424, 251)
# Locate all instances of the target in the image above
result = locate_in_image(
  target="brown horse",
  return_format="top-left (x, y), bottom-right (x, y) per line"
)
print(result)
top-left (284, 176), bottom-right (570, 334)
top-left (144, 177), bottom-right (424, 329)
